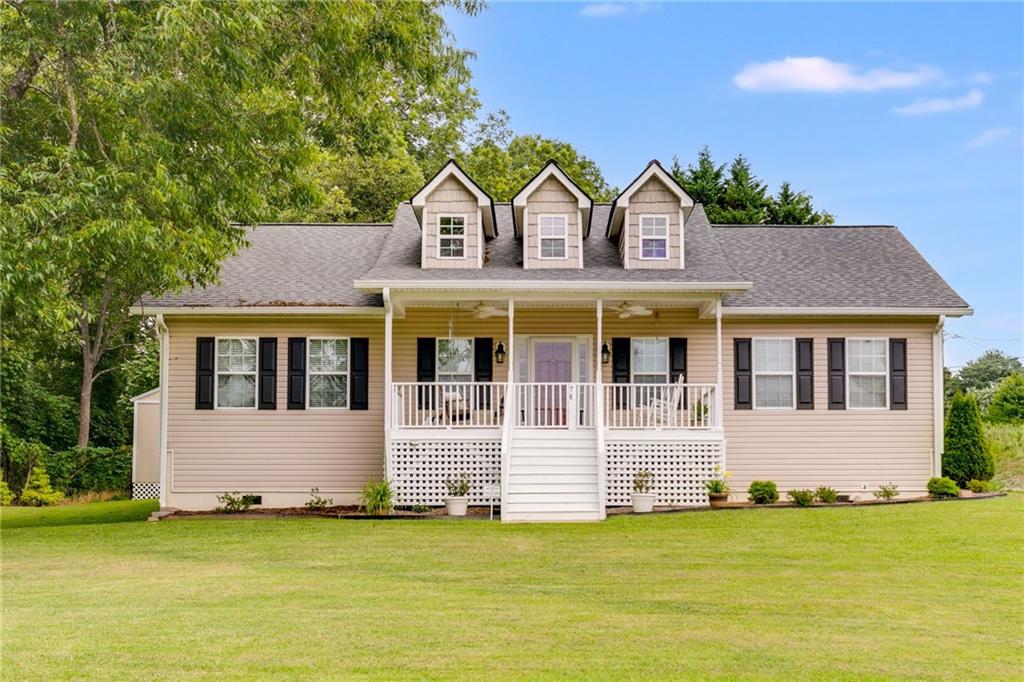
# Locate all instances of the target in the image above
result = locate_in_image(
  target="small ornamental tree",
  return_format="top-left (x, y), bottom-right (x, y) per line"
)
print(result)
top-left (942, 392), bottom-right (994, 485)
top-left (19, 464), bottom-right (64, 506)
top-left (987, 373), bottom-right (1024, 423)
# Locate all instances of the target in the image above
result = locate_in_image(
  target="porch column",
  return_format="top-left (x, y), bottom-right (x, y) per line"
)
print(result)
top-left (507, 298), bottom-right (515, 384)
top-left (383, 288), bottom-right (393, 479)
top-left (595, 299), bottom-right (606, 518)
top-left (715, 298), bottom-right (723, 428)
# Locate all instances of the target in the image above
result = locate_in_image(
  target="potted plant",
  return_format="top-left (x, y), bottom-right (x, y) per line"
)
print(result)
top-left (704, 476), bottom-right (730, 508)
top-left (631, 470), bottom-right (656, 513)
top-left (444, 474), bottom-right (471, 516)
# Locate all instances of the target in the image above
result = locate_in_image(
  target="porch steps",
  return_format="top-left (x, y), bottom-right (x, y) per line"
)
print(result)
top-left (502, 429), bottom-right (603, 523)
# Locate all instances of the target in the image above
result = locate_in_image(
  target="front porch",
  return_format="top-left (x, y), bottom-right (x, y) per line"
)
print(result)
top-left (381, 292), bottom-right (727, 520)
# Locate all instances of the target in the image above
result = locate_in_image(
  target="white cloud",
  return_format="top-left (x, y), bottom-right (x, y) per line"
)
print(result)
top-left (733, 56), bottom-right (941, 93)
top-left (962, 127), bottom-right (1013, 151)
top-left (579, 2), bottom-right (659, 18)
top-left (966, 71), bottom-right (995, 85)
top-left (893, 89), bottom-right (984, 116)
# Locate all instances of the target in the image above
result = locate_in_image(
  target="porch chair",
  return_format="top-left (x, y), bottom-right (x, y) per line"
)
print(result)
top-left (645, 374), bottom-right (686, 427)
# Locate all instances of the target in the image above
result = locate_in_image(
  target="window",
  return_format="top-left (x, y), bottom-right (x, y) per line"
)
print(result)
top-left (308, 338), bottom-right (349, 408)
top-left (538, 215), bottom-right (567, 259)
top-left (639, 215), bottom-right (669, 260)
top-left (216, 338), bottom-right (257, 408)
top-left (848, 339), bottom-right (888, 409)
top-left (753, 338), bottom-right (795, 409)
top-left (437, 338), bottom-right (473, 383)
top-left (438, 215), bottom-right (466, 258)
top-left (631, 338), bottom-right (669, 384)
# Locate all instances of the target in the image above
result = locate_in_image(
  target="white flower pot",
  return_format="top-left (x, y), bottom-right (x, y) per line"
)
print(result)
top-left (632, 493), bottom-right (656, 513)
top-left (445, 497), bottom-right (468, 517)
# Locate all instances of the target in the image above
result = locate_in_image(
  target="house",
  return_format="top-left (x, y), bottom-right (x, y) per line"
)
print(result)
top-left (134, 159), bottom-right (970, 521)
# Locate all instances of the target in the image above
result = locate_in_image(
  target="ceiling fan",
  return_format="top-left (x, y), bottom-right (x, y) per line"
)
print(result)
top-left (473, 303), bottom-right (508, 319)
top-left (608, 302), bottom-right (654, 319)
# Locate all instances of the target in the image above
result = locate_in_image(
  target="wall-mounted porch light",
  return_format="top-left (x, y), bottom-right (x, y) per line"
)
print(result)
top-left (601, 341), bottom-right (611, 365)
top-left (494, 341), bottom-right (506, 364)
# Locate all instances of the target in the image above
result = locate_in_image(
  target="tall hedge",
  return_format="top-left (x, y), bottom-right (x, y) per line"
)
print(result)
top-left (942, 392), bottom-right (994, 485)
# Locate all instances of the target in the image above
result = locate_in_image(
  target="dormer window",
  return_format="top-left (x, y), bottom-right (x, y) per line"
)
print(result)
top-left (639, 215), bottom-right (669, 260)
top-left (438, 215), bottom-right (466, 259)
top-left (538, 215), bottom-right (568, 259)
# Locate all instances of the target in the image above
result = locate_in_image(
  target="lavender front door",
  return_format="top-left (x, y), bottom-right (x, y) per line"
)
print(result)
top-left (533, 341), bottom-right (572, 426)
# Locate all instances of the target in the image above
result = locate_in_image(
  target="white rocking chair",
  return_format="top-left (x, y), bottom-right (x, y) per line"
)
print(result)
top-left (645, 375), bottom-right (686, 427)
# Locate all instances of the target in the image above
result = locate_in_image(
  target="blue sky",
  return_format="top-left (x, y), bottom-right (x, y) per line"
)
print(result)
top-left (445, 1), bottom-right (1023, 368)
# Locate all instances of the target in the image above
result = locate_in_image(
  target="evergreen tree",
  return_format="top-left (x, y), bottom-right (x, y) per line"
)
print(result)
top-left (672, 146), bottom-right (726, 213)
top-left (942, 392), bottom-right (994, 485)
top-left (19, 464), bottom-right (64, 507)
top-left (717, 155), bottom-right (769, 224)
top-left (987, 373), bottom-right (1024, 423)
top-left (767, 182), bottom-right (835, 225)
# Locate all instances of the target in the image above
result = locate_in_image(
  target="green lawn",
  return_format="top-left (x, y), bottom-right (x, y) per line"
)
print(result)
top-left (3, 497), bottom-right (1022, 680)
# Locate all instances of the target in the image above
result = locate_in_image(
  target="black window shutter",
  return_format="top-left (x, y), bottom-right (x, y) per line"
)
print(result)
top-left (473, 337), bottom-right (493, 409)
top-left (669, 338), bottom-right (687, 383)
top-left (287, 337), bottom-right (306, 410)
top-left (416, 338), bottom-right (436, 408)
top-left (258, 337), bottom-right (277, 410)
top-left (612, 338), bottom-right (631, 408)
top-left (350, 338), bottom-right (369, 410)
top-left (827, 338), bottom-right (846, 410)
top-left (195, 337), bottom-right (215, 410)
top-left (890, 338), bottom-right (907, 410)
top-left (796, 338), bottom-right (814, 410)
top-left (734, 338), bottom-right (752, 410)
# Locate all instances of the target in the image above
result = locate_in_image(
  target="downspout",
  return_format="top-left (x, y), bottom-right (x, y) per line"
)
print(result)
top-left (155, 315), bottom-right (170, 509)
top-left (383, 288), bottom-right (393, 481)
top-left (933, 315), bottom-right (946, 477)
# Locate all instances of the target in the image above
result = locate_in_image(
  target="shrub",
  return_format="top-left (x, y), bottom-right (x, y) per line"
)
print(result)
top-left (361, 480), bottom-right (393, 515)
top-left (942, 392), bottom-right (994, 486)
top-left (633, 470), bottom-right (654, 494)
top-left (787, 489), bottom-right (815, 507)
top-left (987, 373), bottom-right (1024, 423)
top-left (19, 465), bottom-right (64, 506)
top-left (967, 479), bottom-right (993, 494)
top-left (43, 446), bottom-right (131, 496)
top-left (748, 480), bottom-right (779, 505)
top-left (444, 473), bottom-right (471, 498)
top-left (411, 504), bottom-right (432, 514)
top-left (305, 487), bottom-right (333, 510)
top-left (0, 477), bottom-right (13, 506)
top-left (216, 492), bottom-right (252, 513)
top-left (927, 477), bottom-right (959, 499)
top-left (814, 486), bottom-right (838, 504)
top-left (874, 483), bottom-right (899, 501)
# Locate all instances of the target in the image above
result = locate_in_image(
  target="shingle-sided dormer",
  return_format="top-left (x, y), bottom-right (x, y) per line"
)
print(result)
top-left (411, 160), bottom-right (495, 270)
top-left (512, 161), bottom-right (593, 270)
top-left (607, 160), bottom-right (694, 270)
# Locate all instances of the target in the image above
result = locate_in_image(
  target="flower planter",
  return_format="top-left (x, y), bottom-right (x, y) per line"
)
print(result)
top-left (631, 492), bottom-right (656, 513)
top-left (707, 493), bottom-right (729, 508)
top-left (445, 497), bottom-right (468, 517)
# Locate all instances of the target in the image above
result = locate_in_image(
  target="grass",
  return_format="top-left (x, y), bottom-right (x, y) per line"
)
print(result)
top-left (987, 421), bottom-right (1024, 490)
top-left (3, 496), bottom-right (1022, 680)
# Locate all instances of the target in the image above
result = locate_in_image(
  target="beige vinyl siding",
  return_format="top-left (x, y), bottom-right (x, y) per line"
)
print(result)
top-left (164, 317), bottom-right (384, 508)
top-left (133, 399), bottom-right (161, 482)
top-left (524, 177), bottom-right (581, 269)
top-left (625, 177), bottom-right (681, 269)
top-left (422, 176), bottom-right (482, 269)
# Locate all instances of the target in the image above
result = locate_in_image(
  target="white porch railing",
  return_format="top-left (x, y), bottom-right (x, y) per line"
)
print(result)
top-left (603, 383), bottom-right (719, 429)
top-left (392, 382), bottom-right (504, 428)
top-left (512, 382), bottom-right (596, 429)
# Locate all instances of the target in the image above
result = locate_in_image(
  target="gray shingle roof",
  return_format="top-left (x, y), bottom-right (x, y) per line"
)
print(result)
top-left (142, 206), bottom-right (968, 312)
top-left (712, 224), bottom-right (969, 309)
top-left (141, 224), bottom-right (388, 308)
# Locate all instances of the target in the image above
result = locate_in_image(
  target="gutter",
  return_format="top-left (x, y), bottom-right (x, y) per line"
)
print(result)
top-left (129, 306), bottom-right (386, 317)
top-left (354, 280), bottom-right (754, 293)
top-left (721, 306), bottom-right (973, 318)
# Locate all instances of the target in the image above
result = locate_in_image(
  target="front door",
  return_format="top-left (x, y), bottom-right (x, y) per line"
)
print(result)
top-left (532, 341), bottom-right (573, 426)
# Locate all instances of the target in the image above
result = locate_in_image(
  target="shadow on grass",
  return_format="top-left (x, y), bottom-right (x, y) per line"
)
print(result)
top-left (2, 499), bottom-right (159, 529)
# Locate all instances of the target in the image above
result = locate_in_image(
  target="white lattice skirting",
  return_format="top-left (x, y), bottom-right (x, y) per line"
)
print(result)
top-left (132, 481), bottom-right (160, 500)
top-left (605, 439), bottom-right (724, 507)
top-left (390, 440), bottom-right (502, 506)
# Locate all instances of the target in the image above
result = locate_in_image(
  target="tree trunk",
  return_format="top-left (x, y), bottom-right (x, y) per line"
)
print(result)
top-left (77, 355), bottom-right (95, 448)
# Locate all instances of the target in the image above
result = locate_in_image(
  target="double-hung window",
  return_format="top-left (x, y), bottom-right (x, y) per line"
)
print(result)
top-left (631, 338), bottom-right (669, 405)
top-left (308, 338), bottom-right (349, 408)
top-left (538, 215), bottom-right (567, 259)
top-left (753, 338), bottom-right (795, 409)
top-left (639, 215), bottom-right (669, 260)
top-left (438, 215), bottom-right (466, 258)
top-left (437, 338), bottom-right (473, 383)
top-left (848, 339), bottom-right (888, 409)
top-left (216, 338), bottom-right (257, 408)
